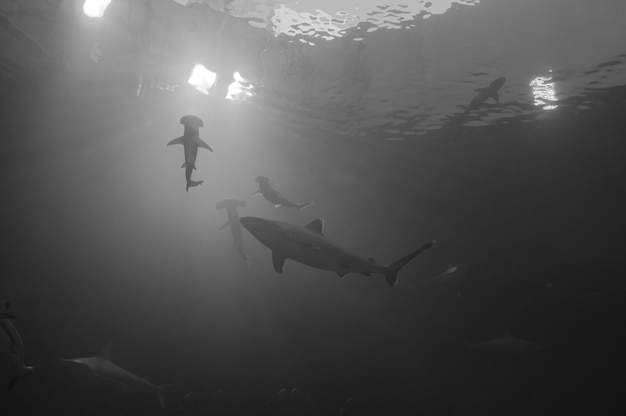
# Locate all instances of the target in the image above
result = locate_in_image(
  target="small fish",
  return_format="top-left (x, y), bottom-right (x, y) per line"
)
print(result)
top-left (167, 115), bottom-right (213, 191)
top-left (463, 77), bottom-right (506, 115)
top-left (462, 332), bottom-right (543, 356)
top-left (0, 301), bottom-right (35, 390)
top-left (240, 216), bottom-right (435, 287)
top-left (216, 199), bottom-right (248, 266)
top-left (253, 176), bottom-right (313, 212)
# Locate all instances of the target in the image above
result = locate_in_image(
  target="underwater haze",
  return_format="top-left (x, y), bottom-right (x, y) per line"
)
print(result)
top-left (1, 0), bottom-right (625, 415)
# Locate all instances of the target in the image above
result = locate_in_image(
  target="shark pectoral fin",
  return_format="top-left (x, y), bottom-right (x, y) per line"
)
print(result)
top-left (181, 162), bottom-right (187, 168)
top-left (296, 201), bottom-right (314, 211)
top-left (197, 138), bottom-right (213, 152)
top-left (490, 91), bottom-right (499, 102)
top-left (272, 251), bottom-right (287, 273)
top-left (219, 220), bottom-right (231, 230)
top-left (252, 190), bottom-right (262, 197)
top-left (167, 136), bottom-right (185, 146)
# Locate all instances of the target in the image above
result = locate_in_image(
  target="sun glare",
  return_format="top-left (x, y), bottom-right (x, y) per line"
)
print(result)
top-left (188, 64), bottom-right (218, 95)
top-left (530, 72), bottom-right (558, 110)
top-left (225, 72), bottom-right (254, 101)
top-left (83, 0), bottom-right (111, 18)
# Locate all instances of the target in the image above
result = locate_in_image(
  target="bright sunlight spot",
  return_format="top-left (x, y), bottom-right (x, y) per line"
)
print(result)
top-left (225, 72), bottom-right (255, 101)
top-left (188, 64), bottom-right (217, 95)
top-left (530, 72), bottom-right (558, 110)
top-left (83, 0), bottom-right (111, 18)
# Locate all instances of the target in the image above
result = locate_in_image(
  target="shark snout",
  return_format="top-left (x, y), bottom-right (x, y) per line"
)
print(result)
top-left (239, 216), bottom-right (264, 232)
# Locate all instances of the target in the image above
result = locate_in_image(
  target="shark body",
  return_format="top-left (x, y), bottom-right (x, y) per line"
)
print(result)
top-left (254, 176), bottom-right (313, 212)
top-left (0, 301), bottom-right (35, 390)
top-left (464, 77), bottom-right (506, 115)
top-left (240, 216), bottom-right (434, 286)
top-left (62, 342), bottom-right (171, 407)
top-left (167, 115), bottom-right (213, 191)
top-left (216, 199), bottom-right (248, 265)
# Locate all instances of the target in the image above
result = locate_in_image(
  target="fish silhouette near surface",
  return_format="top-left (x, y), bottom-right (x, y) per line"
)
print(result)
top-left (462, 332), bottom-right (544, 356)
top-left (216, 198), bottom-right (249, 266)
top-left (240, 216), bottom-right (435, 287)
top-left (463, 77), bottom-right (506, 115)
top-left (167, 115), bottom-right (213, 191)
top-left (62, 342), bottom-right (175, 408)
top-left (253, 176), bottom-right (313, 212)
top-left (0, 301), bottom-right (35, 391)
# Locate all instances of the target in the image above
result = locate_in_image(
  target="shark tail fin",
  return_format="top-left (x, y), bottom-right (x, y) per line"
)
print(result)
top-left (186, 180), bottom-right (203, 192)
top-left (383, 240), bottom-right (436, 287)
top-left (156, 383), bottom-right (187, 409)
top-left (8, 366), bottom-right (36, 391)
top-left (296, 201), bottom-right (314, 212)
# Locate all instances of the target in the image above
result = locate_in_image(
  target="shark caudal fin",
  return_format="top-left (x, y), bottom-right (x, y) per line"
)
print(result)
top-left (296, 202), bottom-right (314, 212)
top-left (8, 366), bottom-right (36, 391)
top-left (383, 240), bottom-right (436, 287)
top-left (186, 180), bottom-right (203, 192)
top-left (156, 383), bottom-right (187, 409)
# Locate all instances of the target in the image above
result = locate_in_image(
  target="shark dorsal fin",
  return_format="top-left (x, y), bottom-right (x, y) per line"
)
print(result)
top-left (98, 341), bottom-right (113, 360)
top-left (305, 219), bottom-right (324, 235)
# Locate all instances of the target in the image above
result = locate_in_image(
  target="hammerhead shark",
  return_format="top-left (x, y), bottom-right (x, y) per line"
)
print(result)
top-left (216, 198), bottom-right (249, 266)
top-left (1, 301), bottom-right (35, 390)
top-left (240, 216), bottom-right (435, 286)
top-left (167, 115), bottom-right (213, 191)
top-left (254, 176), bottom-right (313, 212)
top-left (62, 342), bottom-right (173, 408)
top-left (463, 77), bottom-right (506, 115)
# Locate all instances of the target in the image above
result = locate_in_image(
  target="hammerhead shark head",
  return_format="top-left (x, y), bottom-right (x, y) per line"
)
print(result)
top-left (254, 176), bottom-right (313, 212)
top-left (240, 216), bottom-right (435, 286)
top-left (0, 301), bottom-right (35, 391)
top-left (167, 115), bottom-right (213, 191)
top-left (62, 342), bottom-right (173, 408)
top-left (463, 77), bottom-right (506, 115)
top-left (216, 198), bottom-right (249, 266)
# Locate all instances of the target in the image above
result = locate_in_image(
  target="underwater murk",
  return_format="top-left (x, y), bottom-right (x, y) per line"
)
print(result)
top-left (1, 0), bottom-right (625, 415)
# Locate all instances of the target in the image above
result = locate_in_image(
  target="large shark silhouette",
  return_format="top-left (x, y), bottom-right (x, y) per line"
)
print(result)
top-left (240, 216), bottom-right (435, 286)
top-left (463, 77), bottom-right (506, 115)
top-left (62, 342), bottom-right (174, 408)
top-left (0, 301), bottom-right (35, 391)
top-left (254, 176), bottom-right (313, 212)
top-left (167, 115), bottom-right (213, 191)
top-left (216, 198), bottom-right (249, 266)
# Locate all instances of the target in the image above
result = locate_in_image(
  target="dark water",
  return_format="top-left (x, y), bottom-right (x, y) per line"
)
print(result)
top-left (1, 0), bottom-right (625, 415)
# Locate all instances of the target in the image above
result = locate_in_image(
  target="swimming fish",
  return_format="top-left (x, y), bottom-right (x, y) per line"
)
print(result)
top-left (253, 176), bottom-right (313, 212)
top-left (240, 216), bottom-right (435, 286)
top-left (167, 115), bottom-right (213, 191)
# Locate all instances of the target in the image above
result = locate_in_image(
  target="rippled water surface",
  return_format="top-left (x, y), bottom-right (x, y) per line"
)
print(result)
top-left (1, 0), bottom-right (625, 415)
